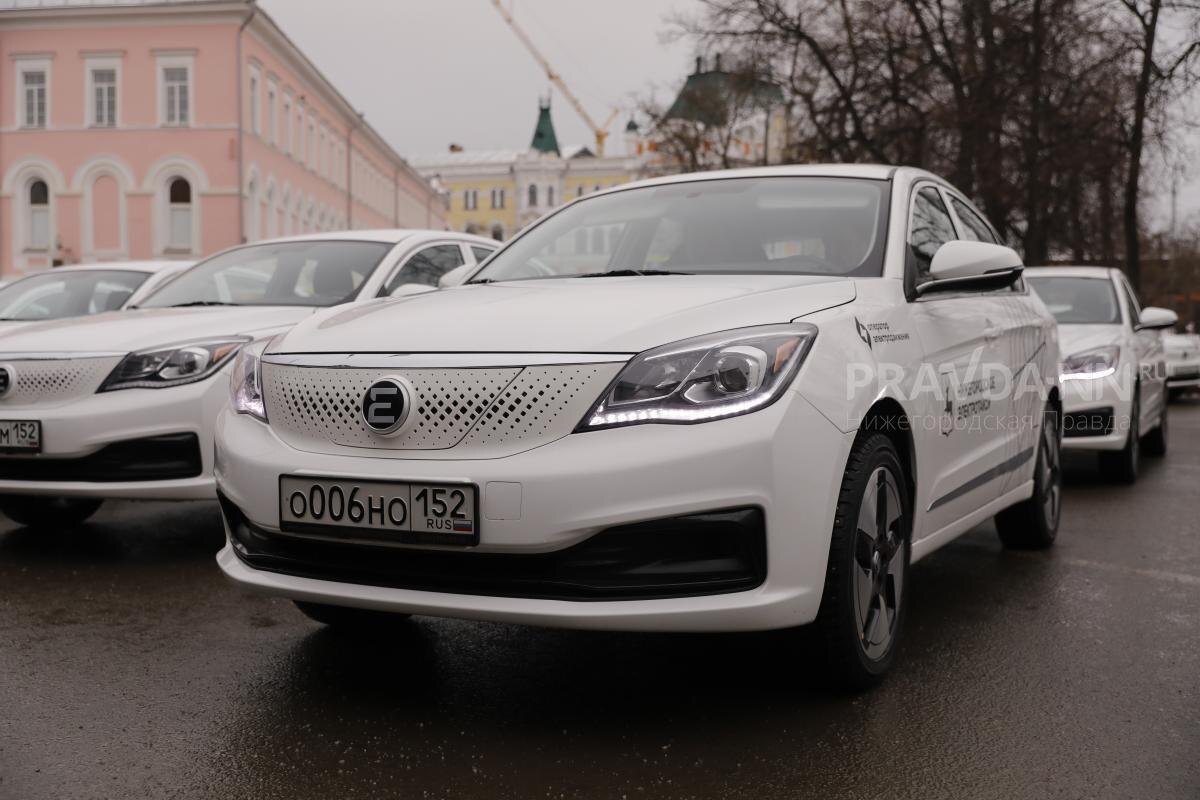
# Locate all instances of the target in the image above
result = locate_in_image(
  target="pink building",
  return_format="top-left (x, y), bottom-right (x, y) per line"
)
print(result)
top-left (0, 0), bottom-right (447, 277)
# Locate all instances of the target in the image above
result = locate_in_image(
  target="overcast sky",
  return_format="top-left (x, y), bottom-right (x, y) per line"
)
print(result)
top-left (258, 0), bottom-right (694, 157)
top-left (259, 0), bottom-right (1196, 226)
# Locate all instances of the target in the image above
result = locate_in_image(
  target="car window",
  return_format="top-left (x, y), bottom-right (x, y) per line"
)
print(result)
top-left (0, 270), bottom-right (149, 321)
top-left (471, 246), bottom-right (496, 264)
top-left (385, 244), bottom-right (465, 293)
top-left (909, 187), bottom-right (958, 279)
top-left (140, 241), bottom-right (392, 308)
top-left (472, 177), bottom-right (890, 281)
top-left (1027, 276), bottom-right (1121, 324)
top-left (949, 197), bottom-right (997, 244)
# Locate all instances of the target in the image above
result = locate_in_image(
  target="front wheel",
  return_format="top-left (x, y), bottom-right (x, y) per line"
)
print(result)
top-left (0, 496), bottom-right (103, 529)
top-left (1143, 395), bottom-right (1168, 457)
top-left (1099, 392), bottom-right (1140, 484)
top-left (995, 403), bottom-right (1061, 549)
top-left (811, 433), bottom-right (910, 691)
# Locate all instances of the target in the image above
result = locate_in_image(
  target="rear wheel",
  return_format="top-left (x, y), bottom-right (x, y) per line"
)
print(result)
top-left (1143, 395), bottom-right (1168, 457)
top-left (996, 403), bottom-right (1061, 549)
top-left (1099, 392), bottom-right (1140, 484)
top-left (293, 601), bottom-right (411, 629)
top-left (0, 496), bottom-right (103, 529)
top-left (811, 433), bottom-right (910, 691)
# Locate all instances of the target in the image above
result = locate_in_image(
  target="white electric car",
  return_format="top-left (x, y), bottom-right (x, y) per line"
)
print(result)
top-left (1163, 329), bottom-right (1200, 398)
top-left (0, 230), bottom-right (498, 529)
top-left (0, 260), bottom-right (193, 330)
top-left (215, 166), bottom-right (1061, 688)
top-left (1026, 267), bottom-right (1174, 483)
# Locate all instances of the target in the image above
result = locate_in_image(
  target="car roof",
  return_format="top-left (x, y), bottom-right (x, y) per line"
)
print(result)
top-left (252, 229), bottom-right (498, 247)
top-left (607, 164), bottom-right (901, 196)
top-left (11, 260), bottom-right (192, 276)
top-left (1025, 265), bottom-right (1118, 280)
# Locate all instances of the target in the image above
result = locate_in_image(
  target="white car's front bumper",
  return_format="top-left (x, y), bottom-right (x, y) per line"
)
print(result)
top-left (0, 373), bottom-right (228, 500)
top-left (214, 390), bottom-right (853, 633)
top-left (1166, 357), bottom-right (1200, 388)
top-left (1059, 373), bottom-right (1132, 451)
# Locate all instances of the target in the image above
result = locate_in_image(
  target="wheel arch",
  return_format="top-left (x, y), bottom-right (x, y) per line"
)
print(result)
top-left (857, 397), bottom-right (918, 519)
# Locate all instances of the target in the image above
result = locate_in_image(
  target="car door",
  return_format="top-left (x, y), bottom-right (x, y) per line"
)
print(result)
top-left (379, 242), bottom-right (466, 297)
top-left (1116, 272), bottom-right (1166, 432)
top-left (906, 184), bottom-right (1016, 538)
top-left (943, 192), bottom-right (1044, 498)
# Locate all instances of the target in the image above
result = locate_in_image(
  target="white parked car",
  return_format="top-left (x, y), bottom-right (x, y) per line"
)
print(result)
top-left (1026, 266), bottom-right (1174, 483)
top-left (1163, 330), bottom-right (1200, 398)
top-left (215, 166), bottom-right (1061, 688)
top-left (0, 230), bottom-right (498, 529)
top-left (0, 261), bottom-right (193, 330)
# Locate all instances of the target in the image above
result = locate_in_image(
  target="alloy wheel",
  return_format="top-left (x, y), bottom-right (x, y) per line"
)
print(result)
top-left (852, 466), bottom-right (906, 662)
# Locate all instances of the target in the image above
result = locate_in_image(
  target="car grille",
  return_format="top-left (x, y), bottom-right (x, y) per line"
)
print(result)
top-left (261, 362), bottom-right (622, 458)
top-left (0, 357), bottom-right (121, 408)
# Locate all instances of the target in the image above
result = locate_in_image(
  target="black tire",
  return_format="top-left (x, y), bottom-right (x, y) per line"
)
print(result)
top-left (1168, 387), bottom-right (1184, 402)
top-left (0, 496), bottom-right (103, 529)
top-left (996, 404), bottom-right (1061, 549)
top-left (811, 433), bottom-right (911, 691)
top-left (1143, 395), bottom-right (1168, 457)
top-left (294, 601), bottom-right (411, 629)
top-left (1099, 391), bottom-right (1139, 484)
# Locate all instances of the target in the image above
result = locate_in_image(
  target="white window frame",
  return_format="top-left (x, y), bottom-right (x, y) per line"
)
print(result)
top-left (281, 91), bottom-right (293, 154)
top-left (265, 78), bottom-right (278, 146)
top-left (247, 63), bottom-right (261, 135)
top-left (85, 55), bottom-right (121, 128)
top-left (295, 100), bottom-right (305, 161)
top-left (14, 56), bottom-right (52, 129)
top-left (156, 53), bottom-right (194, 127)
top-left (25, 176), bottom-right (53, 253)
top-left (160, 174), bottom-right (198, 255)
top-left (307, 114), bottom-right (317, 170)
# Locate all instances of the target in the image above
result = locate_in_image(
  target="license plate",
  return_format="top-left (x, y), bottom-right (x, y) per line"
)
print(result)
top-left (279, 475), bottom-right (479, 546)
top-left (0, 420), bottom-right (41, 454)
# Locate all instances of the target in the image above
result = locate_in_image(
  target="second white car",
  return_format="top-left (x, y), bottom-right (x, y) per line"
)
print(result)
top-left (0, 229), bottom-right (497, 528)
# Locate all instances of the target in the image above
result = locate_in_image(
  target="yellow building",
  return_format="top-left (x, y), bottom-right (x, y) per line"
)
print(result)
top-left (412, 101), bottom-right (645, 241)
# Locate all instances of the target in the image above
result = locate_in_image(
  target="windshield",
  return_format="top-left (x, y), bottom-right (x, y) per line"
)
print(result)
top-left (139, 240), bottom-right (393, 308)
top-left (0, 270), bottom-right (149, 321)
top-left (473, 177), bottom-right (889, 282)
top-left (1027, 276), bottom-right (1120, 324)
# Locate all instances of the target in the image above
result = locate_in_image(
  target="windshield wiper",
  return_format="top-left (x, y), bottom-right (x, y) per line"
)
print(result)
top-left (163, 300), bottom-right (240, 308)
top-left (466, 278), bottom-right (498, 285)
top-left (572, 269), bottom-right (693, 278)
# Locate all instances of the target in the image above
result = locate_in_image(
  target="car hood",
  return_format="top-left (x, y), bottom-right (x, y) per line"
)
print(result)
top-left (1056, 324), bottom-right (1124, 358)
top-left (273, 275), bottom-right (858, 354)
top-left (0, 306), bottom-right (316, 354)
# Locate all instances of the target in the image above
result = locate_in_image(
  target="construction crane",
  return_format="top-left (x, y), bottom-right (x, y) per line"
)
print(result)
top-left (490, 0), bottom-right (620, 156)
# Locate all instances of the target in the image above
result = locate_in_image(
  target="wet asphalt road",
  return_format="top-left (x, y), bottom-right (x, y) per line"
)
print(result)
top-left (2, 404), bottom-right (1198, 800)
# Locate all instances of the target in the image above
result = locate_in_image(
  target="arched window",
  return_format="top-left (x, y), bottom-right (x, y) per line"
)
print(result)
top-left (547, 186), bottom-right (555, 207)
top-left (28, 179), bottom-right (50, 250)
top-left (168, 177), bottom-right (192, 251)
top-left (527, 184), bottom-right (538, 208)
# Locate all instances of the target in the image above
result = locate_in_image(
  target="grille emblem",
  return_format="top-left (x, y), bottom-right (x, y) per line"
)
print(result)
top-left (361, 377), bottom-right (412, 435)
top-left (0, 365), bottom-right (13, 398)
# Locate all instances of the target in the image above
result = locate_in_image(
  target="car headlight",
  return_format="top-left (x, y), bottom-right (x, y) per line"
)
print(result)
top-left (99, 338), bottom-right (248, 392)
top-left (577, 323), bottom-right (817, 431)
top-left (229, 339), bottom-right (269, 421)
top-left (1061, 345), bottom-right (1119, 381)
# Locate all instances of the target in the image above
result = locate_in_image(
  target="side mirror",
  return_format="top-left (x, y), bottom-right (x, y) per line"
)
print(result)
top-left (918, 241), bottom-right (1024, 296)
top-left (387, 283), bottom-right (438, 298)
top-left (438, 263), bottom-right (474, 289)
top-left (1137, 306), bottom-right (1178, 330)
